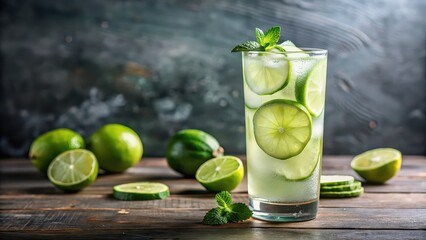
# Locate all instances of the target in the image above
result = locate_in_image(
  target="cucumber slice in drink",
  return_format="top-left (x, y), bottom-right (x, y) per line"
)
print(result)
top-left (320, 181), bottom-right (362, 192)
top-left (320, 175), bottom-right (354, 186)
top-left (243, 52), bottom-right (289, 95)
top-left (274, 139), bottom-right (322, 180)
top-left (296, 60), bottom-right (327, 117)
top-left (320, 187), bottom-right (364, 198)
top-left (253, 100), bottom-right (312, 160)
top-left (113, 182), bottom-right (170, 200)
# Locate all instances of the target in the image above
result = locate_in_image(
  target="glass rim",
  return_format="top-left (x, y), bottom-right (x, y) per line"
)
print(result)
top-left (246, 48), bottom-right (327, 55)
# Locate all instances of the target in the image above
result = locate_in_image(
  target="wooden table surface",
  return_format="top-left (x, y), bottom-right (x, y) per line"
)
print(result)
top-left (0, 156), bottom-right (425, 239)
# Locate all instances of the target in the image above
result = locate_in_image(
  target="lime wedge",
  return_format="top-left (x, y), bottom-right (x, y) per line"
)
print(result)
top-left (351, 148), bottom-right (402, 184)
top-left (195, 156), bottom-right (244, 193)
top-left (47, 149), bottom-right (98, 192)
top-left (113, 182), bottom-right (170, 200)
top-left (253, 100), bottom-right (312, 160)
top-left (243, 52), bottom-right (289, 95)
top-left (320, 187), bottom-right (364, 198)
top-left (320, 181), bottom-right (362, 192)
top-left (275, 139), bottom-right (322, 180)
top-left (296, 60), bottom-right (327, 117)
top-left (320, 175), bottom-right (354, 186)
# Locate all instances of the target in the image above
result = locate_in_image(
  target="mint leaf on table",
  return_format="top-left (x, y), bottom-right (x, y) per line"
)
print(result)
top-left (215, 191), bottom-right (232, 209)
top-left (231, 41), bottom-right (263, 52)
top-left (202, 208), bottom-right (228, 225)
top-left (228, 203), bottom-right (253, 223)
top-left (202, 191), bottom-right (253, 225)
top-left (231, 26), bottom-right (284, 52)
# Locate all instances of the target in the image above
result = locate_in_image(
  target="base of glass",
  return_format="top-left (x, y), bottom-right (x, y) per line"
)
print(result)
top-left (249, 197), bottom-right (318, 222)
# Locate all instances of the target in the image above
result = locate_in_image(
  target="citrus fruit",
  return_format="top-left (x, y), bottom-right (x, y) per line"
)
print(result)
top-left (296, 60), bottom-right (327, 117)
top-left (253, 99), bottom-right (312, 160)
top-left (87, 124), bottom-right (143, 173)
top-left (195, 156), bottom-right (244, 192)
top-left (320, 187), bottom-right (364, 198)
top-left (47, 149), bottom-right (98, 192)
top-left (166, 129), bottom-right (224, 177)
top-left (274, 139), bottom-right (322, 181)
top-left (351, 148), bottom-right (402, 184)
top-left (320, 175), bottom-right (354, 186)
top-left (29, 128), bottom-right (85, 173)
top-left (243, 51), bottom-right (289, 95)
top-left (113, 182), bottom-right (170, 201)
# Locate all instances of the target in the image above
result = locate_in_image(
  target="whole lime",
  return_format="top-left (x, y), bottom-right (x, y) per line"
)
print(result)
top-left (87, 124), bottom-right (143, 173)
top-left (166, 129), bottom-right (224, 177)
top-left (29, 128), bottom-right (85, 173)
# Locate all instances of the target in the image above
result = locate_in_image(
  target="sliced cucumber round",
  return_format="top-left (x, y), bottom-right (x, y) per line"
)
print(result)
top-left (320, 181), bottom-right (362, 192)
top-left (320, 187), bottom-right (364, 198)
top-left (320, 175), bottom-right (355, 186)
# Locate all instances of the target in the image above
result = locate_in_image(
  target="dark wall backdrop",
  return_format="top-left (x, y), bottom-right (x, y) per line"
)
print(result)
top-left (1, 0), bottom-right (425, 157)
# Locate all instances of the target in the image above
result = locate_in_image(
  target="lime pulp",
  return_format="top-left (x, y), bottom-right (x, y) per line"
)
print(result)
top-left (113, 182), bottom-right (170, 200)
top-left (47, 149), bottom-right (98, 191)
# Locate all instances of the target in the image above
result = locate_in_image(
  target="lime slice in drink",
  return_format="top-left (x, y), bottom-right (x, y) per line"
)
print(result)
top-left (320, 181), bottom-right (362, 192)
top-left (243, 52), bottom-right (289, 95)
top-left (296, 60), bottom-right (327, 117)
top-left (320, 175), bottom-right (354, 186)
top-left (113, 182), bottom-right (170, 200)
top-left (195, 156), bottom-right (244, 193)
top-left (253, 100), bottom-right (312, 160)
top-left (47, 149), bottom-right (98, 192)
top-left (275, 139), bottom-right (322, 180)
top-left (351, 148), bottom-right (402, 184)
top-left (320, 187), bottom-right (364, 198)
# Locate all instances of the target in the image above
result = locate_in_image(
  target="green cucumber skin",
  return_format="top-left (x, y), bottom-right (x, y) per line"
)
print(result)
top-left (166, 129), bottom-right (223, 177)
top-left (320, 187), bottom-right (364, 198)
top-left (320, 181), bottom-right (362, 192)
top-left (113, 189), bottom-right (170, 201)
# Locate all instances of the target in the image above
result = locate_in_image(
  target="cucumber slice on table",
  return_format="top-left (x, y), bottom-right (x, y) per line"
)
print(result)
top-left (320, 175), bottom-right (355, 186)
top-left (320, 187), bottom-right (364, 198)
top-left (113, 182), bottom-right (170, 201)
top-left (320, 181), bottom-right (362, 192)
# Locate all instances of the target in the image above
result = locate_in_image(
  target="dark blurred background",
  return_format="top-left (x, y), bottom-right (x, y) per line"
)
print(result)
top-left (1, 0), bottom-right (425, 158)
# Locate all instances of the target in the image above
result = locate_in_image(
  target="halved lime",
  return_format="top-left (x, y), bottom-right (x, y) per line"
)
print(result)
top-left (296, 60), bottom-right (327, 117)
top-left (351, 148), bottom-right (402, 184)
top-left (275, 139), bottom-right (322, 180)
top-left (113, 182), bottom-right (170, 200)
top-left (195, 156), bottom-right (244, 193)
top-left (243, 52), bottom-right (289, 95)
top-left (253, 100), bottom-right (312, 160)
top-left (47, 149), bottom-right (98, 192)
top-left (320, 175), bottom-right (354, 186)
top-left (320, 181), bottom-right (362, 192)
top-left (320, 187), bottom-right (364, 198)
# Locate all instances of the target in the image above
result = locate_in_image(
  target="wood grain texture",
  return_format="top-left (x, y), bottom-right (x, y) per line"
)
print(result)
top-left (1, 229), bottom-right (425, 240)
top-left (0, 156), bottom-right (425, 240)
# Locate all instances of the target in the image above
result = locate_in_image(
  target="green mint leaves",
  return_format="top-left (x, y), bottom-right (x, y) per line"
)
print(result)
top-left (231, 26), bottom-right (284, 52)
top-left (202, 191), bottom-right (252, 225)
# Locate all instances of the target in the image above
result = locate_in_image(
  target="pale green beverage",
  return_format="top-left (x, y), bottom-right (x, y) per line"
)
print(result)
top-left (242, 44), bottom-right (327, 222)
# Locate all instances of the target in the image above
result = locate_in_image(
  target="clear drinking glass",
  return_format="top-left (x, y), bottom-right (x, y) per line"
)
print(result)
top-left (242, 48), bottom-right (327, 222)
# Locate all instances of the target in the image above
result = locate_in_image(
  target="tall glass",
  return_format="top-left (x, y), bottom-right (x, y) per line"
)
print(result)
top-left (242, 49), bottom-right (327, 222)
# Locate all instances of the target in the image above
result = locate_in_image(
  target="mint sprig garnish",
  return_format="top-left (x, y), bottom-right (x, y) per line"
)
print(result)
top-left (202, 191), bottom-right (252, 225)
top-left (231, 26), bottom-right (284, 52)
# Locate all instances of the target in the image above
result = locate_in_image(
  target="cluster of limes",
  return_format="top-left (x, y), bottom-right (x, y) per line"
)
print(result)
top-left (29, 124), bottom-right (143, 192)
